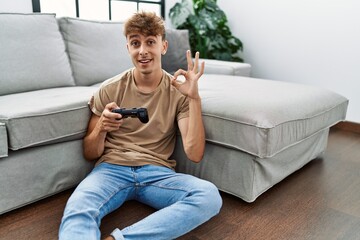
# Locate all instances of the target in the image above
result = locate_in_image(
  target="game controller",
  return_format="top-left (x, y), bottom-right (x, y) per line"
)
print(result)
top-left (112, 107), bottom-right (149, 123)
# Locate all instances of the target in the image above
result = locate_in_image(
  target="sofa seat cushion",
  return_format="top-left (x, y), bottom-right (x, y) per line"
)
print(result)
top-left (0, 13), bottom-right (75, 96)
top-left (0, 123), bottom-right (7, 157)
top-left (0, 87), bottom-right (96, 150)
top-left (199, 74), bottom-right (348, 158)
top-left (202, 59), bottom-right (252, 77)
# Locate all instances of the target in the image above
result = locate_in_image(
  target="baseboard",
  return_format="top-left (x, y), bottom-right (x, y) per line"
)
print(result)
top-left (332, 121), bottom-right (360, 134)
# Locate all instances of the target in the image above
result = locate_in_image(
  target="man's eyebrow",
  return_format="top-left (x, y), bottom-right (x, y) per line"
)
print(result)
top-left (128, 34), bottom-right (140, 39)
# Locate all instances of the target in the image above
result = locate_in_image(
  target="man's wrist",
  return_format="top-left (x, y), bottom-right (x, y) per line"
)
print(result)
top-left (94, 121), bottom-right (108, 137)
top-left (188, 96), bottom-right (201, 103)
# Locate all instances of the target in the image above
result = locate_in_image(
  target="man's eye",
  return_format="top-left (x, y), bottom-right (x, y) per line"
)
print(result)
top-left (131, 41), bottom-right (140, 47)
top-left (148, 40), bottom-right (155, 45)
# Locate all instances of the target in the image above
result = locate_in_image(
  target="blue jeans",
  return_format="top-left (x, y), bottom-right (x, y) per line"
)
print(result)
top-left (59, 163), bottom-right (222, 240)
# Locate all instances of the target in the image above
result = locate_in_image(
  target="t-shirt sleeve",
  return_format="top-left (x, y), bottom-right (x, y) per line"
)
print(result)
top-left (88, 72), bottom-right (127, 116)
top-left (88, 87), bottom-right (111, 117)
top-left (177, 96), bottom-right (189, 121)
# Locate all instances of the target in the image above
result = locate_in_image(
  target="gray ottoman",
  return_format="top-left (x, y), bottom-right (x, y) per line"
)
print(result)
top-left (173, 74), bottom-right (348, 202)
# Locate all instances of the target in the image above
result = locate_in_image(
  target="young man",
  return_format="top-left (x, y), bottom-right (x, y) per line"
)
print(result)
top-left (59, 12), bottom-right (222, 240)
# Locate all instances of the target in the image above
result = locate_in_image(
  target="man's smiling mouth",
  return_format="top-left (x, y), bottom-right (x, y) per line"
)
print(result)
top-left (139, 59), bottom-right (152, 64)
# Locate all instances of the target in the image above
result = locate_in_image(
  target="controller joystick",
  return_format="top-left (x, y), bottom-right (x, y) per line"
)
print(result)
top-left (112, 107), bottom-right (149, 123)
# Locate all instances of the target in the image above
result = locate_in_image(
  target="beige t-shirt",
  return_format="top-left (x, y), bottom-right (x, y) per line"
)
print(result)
top-left (90, 68), bottom-right (189, 169)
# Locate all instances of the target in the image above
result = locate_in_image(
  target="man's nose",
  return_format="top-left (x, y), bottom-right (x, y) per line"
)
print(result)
top-left (139, 44), bottom-right (148, 56)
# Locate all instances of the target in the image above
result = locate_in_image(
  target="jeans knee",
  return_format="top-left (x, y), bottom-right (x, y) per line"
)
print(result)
top-left (208, 183), bottom-right (223, 214)
top-left (61, 191), bottom-right (101, 227)
top-left (197, 181), bottom-right (222, 217)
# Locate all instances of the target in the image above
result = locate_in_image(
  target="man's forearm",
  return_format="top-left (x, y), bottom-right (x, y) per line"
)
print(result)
top-left (83, 104), bottom-right (123, 161)
top-left (184, 98), bottom-right (205, 162)
top-left (83, 122), bottom-right (107, 161)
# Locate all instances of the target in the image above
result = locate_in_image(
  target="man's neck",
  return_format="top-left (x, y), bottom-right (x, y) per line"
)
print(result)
top-left (134, 68), bottom-right (163, 93)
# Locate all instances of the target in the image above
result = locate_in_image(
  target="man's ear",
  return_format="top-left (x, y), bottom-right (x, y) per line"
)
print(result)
top-left (162, 40), bottom-right (168, 55)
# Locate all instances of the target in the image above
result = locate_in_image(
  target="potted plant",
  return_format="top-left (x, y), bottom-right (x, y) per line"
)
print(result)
top-left (169, 0), bottom-right (243, 62)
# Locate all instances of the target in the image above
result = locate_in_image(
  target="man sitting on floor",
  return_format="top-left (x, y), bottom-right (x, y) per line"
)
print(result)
top-left (59, 11), bottom-right (222, 240)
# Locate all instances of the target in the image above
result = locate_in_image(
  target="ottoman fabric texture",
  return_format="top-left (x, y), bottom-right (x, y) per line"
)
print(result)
top-left (0, 123), bottom-right (7, 158)
top-left (199, 74), bottom-right (348, 158)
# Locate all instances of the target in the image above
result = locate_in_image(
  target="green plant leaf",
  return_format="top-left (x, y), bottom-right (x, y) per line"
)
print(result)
top-left (169, 0), bottom-right (193, 28)
top-left (169, 0), bottom-right (243, 62)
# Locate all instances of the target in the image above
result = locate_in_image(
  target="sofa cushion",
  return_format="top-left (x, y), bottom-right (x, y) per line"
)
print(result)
top-left (202, 59), bottom-right (252, 77)
top-left (58, 17), bottom-right (133, 86)
top-left (162, 29), bottom-right (190, 74)
top-left (0, 87), bottom-right (97, 150)
top-left (0, 13), bottom-right (75, 96)
top-left (199, 74), bottom-right (348, 158)
top-left (0, 123), bottom-right (7, 158)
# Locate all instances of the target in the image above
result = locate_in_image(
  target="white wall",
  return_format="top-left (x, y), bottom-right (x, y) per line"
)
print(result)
top-left (167, 0), bottom-right (360, 123)
top-left (2, 0), bottom-right (359, 122)
top-left (0, 0), bottom-right (32, 12)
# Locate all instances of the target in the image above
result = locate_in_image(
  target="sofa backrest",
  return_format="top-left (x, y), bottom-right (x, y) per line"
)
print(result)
top-left (161, 28), bottom-right (190, 74)
top-left (0, 13), bottom-right (193, 93)
top-left (58, 17), bottom-right (133, 86)
top-left (57, 17), bottom-right (193, 83)
top-left (0, 13), bottom-right (75, 96)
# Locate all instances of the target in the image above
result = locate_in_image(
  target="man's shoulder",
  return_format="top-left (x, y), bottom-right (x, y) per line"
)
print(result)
top-left (99, 68), bottom-right (133, 89)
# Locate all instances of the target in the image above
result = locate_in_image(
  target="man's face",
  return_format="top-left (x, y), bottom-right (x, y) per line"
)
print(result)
top-left (127, 33), bottom-right (168, 75)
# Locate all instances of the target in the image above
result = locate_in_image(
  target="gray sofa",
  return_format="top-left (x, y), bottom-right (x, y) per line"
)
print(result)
top-left (0, 13), bottom-right (347, 215)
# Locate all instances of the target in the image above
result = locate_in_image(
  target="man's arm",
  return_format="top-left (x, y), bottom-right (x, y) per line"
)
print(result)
top-left (172, 50), bottom-right (206, 163)
top-left (178, 98), bottom-right (205, 162)
top-left (83, 102), bottom-right (123, 161)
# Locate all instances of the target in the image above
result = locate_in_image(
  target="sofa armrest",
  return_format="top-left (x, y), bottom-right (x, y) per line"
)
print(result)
top-left (200, 58), bottom-right (251, 77)
top-left (0, 122), bottom-right (8, 158)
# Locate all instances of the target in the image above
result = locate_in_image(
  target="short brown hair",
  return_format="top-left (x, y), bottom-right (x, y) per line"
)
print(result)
top-left (124, 11), bottom-right (166, 40)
